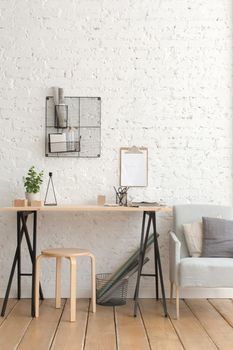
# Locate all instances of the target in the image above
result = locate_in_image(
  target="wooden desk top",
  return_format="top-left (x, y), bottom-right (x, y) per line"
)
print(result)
top-left (0, 205), bottom-right (172, 213)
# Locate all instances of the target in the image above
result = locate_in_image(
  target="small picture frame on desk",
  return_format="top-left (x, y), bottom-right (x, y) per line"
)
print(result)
top-left (13, 199), bottom-right (28, 207)
top-left (30, 200), bottom-right (43, 207)
top-left (97, 195), bottom-right (106, 206)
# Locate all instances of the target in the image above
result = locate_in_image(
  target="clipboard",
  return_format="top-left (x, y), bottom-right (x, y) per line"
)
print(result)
top-left (120, 147), bottom-right (148, 187)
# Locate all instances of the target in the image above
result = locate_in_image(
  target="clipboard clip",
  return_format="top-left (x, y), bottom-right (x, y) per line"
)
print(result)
top-left (125, 146), bottom-right (143, 154)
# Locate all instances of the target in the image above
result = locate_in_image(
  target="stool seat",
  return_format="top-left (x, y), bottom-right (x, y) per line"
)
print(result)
top-left (42, 248), bottom-right (91, 258)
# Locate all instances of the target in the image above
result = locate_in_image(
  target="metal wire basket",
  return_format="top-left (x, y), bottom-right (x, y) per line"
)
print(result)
top-left (96, 273), bottom-right (128, 306)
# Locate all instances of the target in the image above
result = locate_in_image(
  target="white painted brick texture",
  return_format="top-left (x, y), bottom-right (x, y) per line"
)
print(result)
top-left (0, 0), bottom-right (232, 297)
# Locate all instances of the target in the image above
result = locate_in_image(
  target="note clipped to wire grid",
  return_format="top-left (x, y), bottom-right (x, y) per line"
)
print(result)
top-left (120, 147), bottom-right (148, 187)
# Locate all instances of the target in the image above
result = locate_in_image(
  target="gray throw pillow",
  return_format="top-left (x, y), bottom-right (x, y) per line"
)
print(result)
top-left (202, 217), bottom-right (233, 258)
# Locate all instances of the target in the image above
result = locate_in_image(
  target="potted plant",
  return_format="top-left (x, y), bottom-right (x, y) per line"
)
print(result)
top-left (24, 166), bottom-right (44, 204)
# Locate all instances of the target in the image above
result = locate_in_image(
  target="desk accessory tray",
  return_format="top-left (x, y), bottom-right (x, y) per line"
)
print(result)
top-left (131, 201), bottom-right (166, 207)
top-left (45, 96), bottom-right (101, 158)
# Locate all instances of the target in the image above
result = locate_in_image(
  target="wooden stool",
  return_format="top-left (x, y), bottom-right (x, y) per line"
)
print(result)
top-left (35, 248), bottom-right (96, 322)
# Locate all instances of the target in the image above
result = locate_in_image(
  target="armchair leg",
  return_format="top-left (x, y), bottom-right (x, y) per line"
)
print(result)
top-left (170, 282), bottom-right (174, 301)
top-left (176, 285), bottom-right (180, 319)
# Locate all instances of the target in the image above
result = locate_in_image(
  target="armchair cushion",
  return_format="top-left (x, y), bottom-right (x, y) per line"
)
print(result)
top-left (183, 221), bottom-right (202, 257)
top-left (180, 257), bottom-right (233, 287)
top-left (202, 217), bottom-right (233, 258)
top-left (173, 205), bottom-right (233, 258)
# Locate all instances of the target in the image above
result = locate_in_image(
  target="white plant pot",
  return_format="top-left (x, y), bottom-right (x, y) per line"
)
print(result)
top-left (25, 192), bottom-right (40, 205)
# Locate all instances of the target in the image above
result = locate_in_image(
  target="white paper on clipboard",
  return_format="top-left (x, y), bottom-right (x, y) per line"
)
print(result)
top-left (120, 147), bottom-right (148, 187)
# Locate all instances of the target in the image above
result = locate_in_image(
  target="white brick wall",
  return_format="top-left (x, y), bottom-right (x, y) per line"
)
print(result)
top-left (0, 0), bottom-right (232, 298)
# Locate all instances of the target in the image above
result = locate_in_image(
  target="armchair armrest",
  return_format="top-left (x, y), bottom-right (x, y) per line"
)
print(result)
top-left (169, 231), bottom-right (181, 285)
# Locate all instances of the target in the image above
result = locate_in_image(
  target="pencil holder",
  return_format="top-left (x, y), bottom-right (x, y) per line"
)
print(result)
top-left (115, 187), bottom-right (129, 206)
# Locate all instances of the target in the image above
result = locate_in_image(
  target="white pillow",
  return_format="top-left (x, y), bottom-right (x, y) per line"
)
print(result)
top-left (183, 222), bottom-right (203, 257)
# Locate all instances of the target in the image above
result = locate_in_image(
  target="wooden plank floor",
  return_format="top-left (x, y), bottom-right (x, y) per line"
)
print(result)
top-left (1, 299), bottom-right (233, 349)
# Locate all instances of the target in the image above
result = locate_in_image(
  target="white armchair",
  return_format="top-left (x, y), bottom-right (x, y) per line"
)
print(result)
top-left (169, 204), bottom-right (233, 319)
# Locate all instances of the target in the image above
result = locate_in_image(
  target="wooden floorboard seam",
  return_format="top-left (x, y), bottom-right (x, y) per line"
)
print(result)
top-left (138, 302), bottom-right (152, 350)
top-left (208, 299), bottom-right (233, 329)
top-left (183, 299), bottom-right (219, 349)
top-left (0, 299), bottom-right (19, 328)
top-left (82, 298), bottom-right (91, 350)
top-left (15, 299), bottom-right (45, 350)
top-left (15, 309), bottom-right (34, 349)
top-left (113, 306), bottom-right (119, 350)
top-left (49, 298), bottom-right (67, 350)
top-left (164, 300), bottom-right (185, 350)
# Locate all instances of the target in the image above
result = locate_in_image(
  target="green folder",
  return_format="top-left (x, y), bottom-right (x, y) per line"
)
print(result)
top-left (97, 233), bottom-right (155, 299)
top-left (97, 257), bottom-right (150, 304)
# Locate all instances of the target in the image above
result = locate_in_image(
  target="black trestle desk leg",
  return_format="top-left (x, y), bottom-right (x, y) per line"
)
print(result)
top-left (152, 213), bottom-right (168, 317)
top-left (133, 212), bottom-right (146, 301)
top-left (1, 215), bottom-right (25, 317)
top-left (22, 214), bottom-right (44, 301)
top-left (31, 211), bottom-right (37, 317)
top-left (17, 212), bottom-right (21, 299)
top-left (155, 247), bottom-right (159, 300)
top-left (1, 211), bottom-right (42, 318)
top-left (134, 212), bottom-right (151, 317)
top-left (152, 213), bottom-right (159, 300)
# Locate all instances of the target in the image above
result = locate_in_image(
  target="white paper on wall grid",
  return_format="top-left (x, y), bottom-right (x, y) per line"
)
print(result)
top-left (121, 150), bottom-right (147, 187)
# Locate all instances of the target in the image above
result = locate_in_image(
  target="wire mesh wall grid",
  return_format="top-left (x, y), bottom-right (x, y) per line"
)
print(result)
top-left (45, 96), bottom-right (101, 158)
